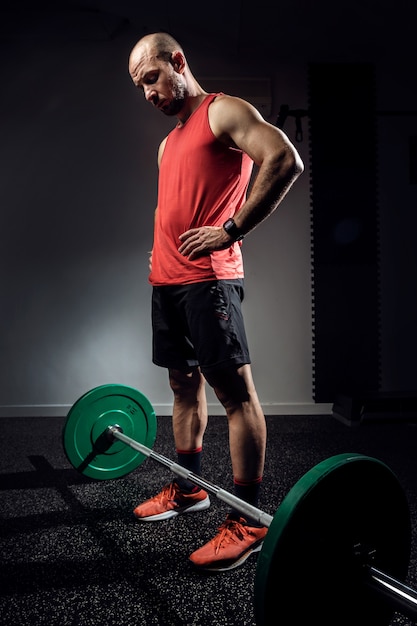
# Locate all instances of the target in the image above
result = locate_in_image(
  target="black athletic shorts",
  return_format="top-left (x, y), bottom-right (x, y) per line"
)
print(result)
top-left (151, 279), bottom-right (251, 375)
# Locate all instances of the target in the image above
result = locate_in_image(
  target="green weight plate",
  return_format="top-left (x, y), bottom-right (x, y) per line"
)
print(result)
top-left (254, 453), bottom-right (411, 626)
top-left (63, 384), bottom-right (157, 480)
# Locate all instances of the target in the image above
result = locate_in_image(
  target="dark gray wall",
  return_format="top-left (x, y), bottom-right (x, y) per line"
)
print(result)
top-left (1, 6), bottom-right (416, 417)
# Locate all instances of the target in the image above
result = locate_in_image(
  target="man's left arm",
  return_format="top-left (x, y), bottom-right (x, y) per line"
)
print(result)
top-left (178, 95), bottom-right (304, 259)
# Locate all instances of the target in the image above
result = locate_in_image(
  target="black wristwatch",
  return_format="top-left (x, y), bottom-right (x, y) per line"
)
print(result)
top-left (222, 218), bottom-right (244, 242)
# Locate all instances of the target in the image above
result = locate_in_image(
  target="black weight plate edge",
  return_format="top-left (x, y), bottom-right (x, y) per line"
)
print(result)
top-left (253, 452), bottom-right (410, 626)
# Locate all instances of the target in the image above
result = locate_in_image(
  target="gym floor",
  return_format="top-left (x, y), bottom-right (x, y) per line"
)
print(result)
top-left (1, 412), bottom-right (416, 625)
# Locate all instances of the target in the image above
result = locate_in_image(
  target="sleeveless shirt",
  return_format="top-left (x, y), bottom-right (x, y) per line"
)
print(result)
top-left (149, 93), bottom-right (253, 286)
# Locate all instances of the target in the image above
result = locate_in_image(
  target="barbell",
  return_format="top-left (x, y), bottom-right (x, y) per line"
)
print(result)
top-left (62, 384), bottom-right (417, 625)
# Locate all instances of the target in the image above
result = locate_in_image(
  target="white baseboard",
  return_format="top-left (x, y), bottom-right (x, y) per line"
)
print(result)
top-left (0, 402), bottom-right (333, 418)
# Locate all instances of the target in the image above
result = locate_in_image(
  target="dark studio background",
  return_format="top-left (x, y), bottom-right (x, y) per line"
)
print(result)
top-left (1, 1), bottom-right (417, 625)
top-left (1, 0), bottom-right (416, 417)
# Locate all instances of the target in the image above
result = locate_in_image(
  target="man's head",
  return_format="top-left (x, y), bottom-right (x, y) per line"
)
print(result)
top-left (128, 32), bottom-right (188, 116)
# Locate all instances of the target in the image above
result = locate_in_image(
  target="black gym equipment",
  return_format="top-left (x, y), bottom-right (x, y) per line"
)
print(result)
top-left (63, 384), bottom-right (417, 625)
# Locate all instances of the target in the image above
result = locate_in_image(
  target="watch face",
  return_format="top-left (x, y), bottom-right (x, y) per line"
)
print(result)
top-left (223, 219), bottom-right (243, 241)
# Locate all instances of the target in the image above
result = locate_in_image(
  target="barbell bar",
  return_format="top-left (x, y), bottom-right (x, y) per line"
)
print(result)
top-left (62, 384), bottom-right (417, 625)
top-left (106, 424), bottom-right (274, 528)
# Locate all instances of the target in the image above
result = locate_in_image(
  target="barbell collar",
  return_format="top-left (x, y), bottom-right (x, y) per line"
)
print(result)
top-left (368, 566), bottom-right (417, 621)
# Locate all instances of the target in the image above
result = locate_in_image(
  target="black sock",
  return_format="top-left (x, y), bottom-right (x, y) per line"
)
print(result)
top-left (229, 477), bottom-right (263, 526)
top-left (175, 448), bottom-right (202, 493)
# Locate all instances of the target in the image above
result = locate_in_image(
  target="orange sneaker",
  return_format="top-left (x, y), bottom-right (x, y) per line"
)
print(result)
top-left (133, 482), bottom-right (210, 521)
top-left (189, 515), bottom-right (268, 571)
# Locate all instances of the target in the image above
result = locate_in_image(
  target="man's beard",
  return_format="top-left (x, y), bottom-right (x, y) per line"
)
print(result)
top-left (161, 74), bottom-right (187, 116)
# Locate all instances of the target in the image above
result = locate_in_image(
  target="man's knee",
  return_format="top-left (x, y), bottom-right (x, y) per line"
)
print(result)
top-left (205, 364), bottom-right (252, 407)
top-left (168, 367), bottom-right (203, 396)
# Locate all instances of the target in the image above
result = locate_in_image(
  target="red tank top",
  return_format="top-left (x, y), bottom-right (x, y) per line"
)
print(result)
top-left (149, 93), bottom-right (253, 286)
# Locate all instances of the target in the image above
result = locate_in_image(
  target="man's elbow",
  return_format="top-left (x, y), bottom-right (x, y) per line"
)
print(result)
top-left (287, 149), bottom-right (304, 180)
top-left (272, 145), bottom-right (304, 183)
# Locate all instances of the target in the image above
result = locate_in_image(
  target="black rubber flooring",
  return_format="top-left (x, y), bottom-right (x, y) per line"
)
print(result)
top-left (1, 413), bottom-right (417, 625)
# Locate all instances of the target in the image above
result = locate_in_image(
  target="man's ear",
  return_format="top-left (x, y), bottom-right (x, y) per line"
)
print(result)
top-left (171, 50), bottom-right (185, 73)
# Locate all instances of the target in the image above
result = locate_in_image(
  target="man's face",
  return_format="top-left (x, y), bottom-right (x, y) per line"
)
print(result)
top-left (129, 46), bottom-right (187, 117)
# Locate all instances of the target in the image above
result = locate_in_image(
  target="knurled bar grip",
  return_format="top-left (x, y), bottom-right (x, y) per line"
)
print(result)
top-left (107, 425), bottom-right (274, 528)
